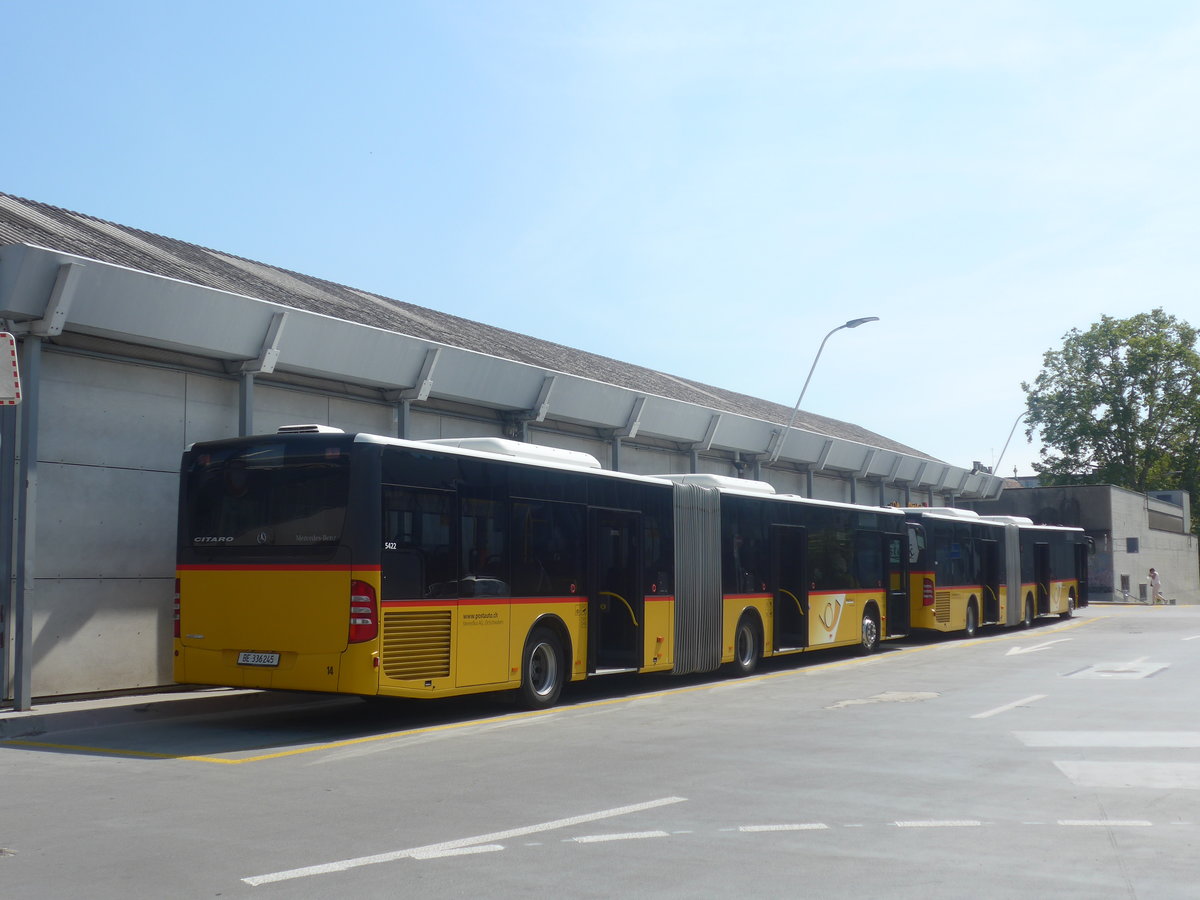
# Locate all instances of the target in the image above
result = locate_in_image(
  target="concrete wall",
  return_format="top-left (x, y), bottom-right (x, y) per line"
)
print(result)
top-left (1110, 489), bottom-right (1198, 604)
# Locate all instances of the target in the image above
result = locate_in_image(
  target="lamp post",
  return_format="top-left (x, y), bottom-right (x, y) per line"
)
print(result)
top-left (992, 410), bottom-right (1027, 476)
top-left (769, 316), bottom-right (879, 464)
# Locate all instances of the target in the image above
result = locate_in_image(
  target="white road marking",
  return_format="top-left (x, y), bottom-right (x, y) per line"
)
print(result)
top-left (826, 691), bottom-right (938, 710)
top-left (1054, 762), bottom-right (1200, 789)
top-left (1067, 661), bottom-right (1168, 680)
top-left (243, 795), bottom-right (687, 886)
top-left (410, 845), bottom-right (504, 860)
top-left (572, 831), bottom-right (669, 843)
top-left (1058, 820), bottom-right (1152, 828)
top-left (1184, 635), bottom-right (1200, 641)
top-left (1005, 639), bottom-right (1071, 656)
top-left (739, 824), bottom-right (829, 832)
top-left (1016, 732), bottom-right (1200, 748)
top-left (896, 820), bottom-right (982, 828)
top-left (971, 694), bottom-right (1047, 719)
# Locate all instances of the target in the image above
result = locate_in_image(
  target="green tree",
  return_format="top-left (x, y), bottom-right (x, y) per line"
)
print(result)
top-left (1023, 309), bottom-right (1200, 495)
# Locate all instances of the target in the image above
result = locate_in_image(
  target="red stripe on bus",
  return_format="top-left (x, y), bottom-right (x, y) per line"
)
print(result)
top-left (176, 564), bottom-right (380, 572)
top-left (381, 594), bottom-right (676, 609)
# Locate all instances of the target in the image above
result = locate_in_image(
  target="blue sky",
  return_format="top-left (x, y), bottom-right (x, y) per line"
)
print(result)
top-left (6, 1), bottom-right (1199, 476)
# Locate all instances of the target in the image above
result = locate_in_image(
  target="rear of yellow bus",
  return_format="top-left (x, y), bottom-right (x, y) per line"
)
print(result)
top-left (174, 432), bottom-right (381, 696)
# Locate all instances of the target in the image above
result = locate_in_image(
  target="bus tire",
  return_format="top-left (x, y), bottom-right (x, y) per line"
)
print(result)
top-left (730, 614), bottom-right (762, 676)
top-left (964, 601), bottom-right (978, 639)
top-left (1060, 591), bottom-right (1075, 619)
top-left (518, 626), bottom-right (565, 709)
top-left (860, 606), bottom-right (881, 655)
top-left (1022, 596), bottom-right (1035, 628)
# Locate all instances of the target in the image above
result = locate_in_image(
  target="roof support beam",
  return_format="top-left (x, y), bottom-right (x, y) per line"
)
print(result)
top-left (389, 347), bottom-right (440, 403)
top-left (385, 347), bottom-right (441, 439)
top-left (7, 262), bottom-right (84, 338)
top-left (242, 311), bottom-right (288, 375)
top-left (885, 454), bottom-right (904, 483)
top-left (858, 448), bottom-right (877, 478)
top-left (529, 374), bottom-right (556, 423)
top-left (617, 396), bottom-right (646, 440)
top-left (815, 439), bottom-right (835, 472)
top-left (697, 414), bottom-right (721, 452)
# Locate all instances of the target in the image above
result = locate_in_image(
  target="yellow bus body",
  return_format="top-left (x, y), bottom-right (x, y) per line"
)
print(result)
top-left (177, 564), bottom-right (682, 701)
top-left (176, 565), bottom-right (888, 702)
top-left (722, 589), bottom-right (886, 663)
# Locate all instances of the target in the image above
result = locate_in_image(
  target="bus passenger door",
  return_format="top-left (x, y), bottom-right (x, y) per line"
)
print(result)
top-left (1033, 542), bottom-right (1051, 614)
top-left (1075, 540), bottom-right (1090, 607)
top-left (589, 509), bottom-right (643, 673)
top-left (770, 525), bottom-right (808, 651)
top-left (884, 532), bottom-right (909, 637)
top-left (979, 539), bottom-right (1001, 623)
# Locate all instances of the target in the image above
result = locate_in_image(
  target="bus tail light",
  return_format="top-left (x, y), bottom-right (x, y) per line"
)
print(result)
top-left (922, 578), bottom-right (935, 607)
top-left (173, 578), bottom-right (181, 638)
top-left (349, 580), bottom-right (378, 643)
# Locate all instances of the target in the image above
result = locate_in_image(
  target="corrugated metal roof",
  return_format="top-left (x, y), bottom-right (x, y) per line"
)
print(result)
top-left (0, 191), bottom-right (934, 460)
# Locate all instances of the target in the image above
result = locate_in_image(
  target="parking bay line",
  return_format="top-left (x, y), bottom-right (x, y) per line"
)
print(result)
top-left (242, 795), bottom-right (687, 886)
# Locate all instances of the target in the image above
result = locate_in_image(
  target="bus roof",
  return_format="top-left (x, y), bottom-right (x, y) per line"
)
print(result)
top-left (655, 473), bottom-right (777, 496)
top-left (419, 436), bottom-right (603, 469)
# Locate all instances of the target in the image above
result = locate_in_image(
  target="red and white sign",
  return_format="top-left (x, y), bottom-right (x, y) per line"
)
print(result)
top-left (1, 332), bottom-right (21, 405)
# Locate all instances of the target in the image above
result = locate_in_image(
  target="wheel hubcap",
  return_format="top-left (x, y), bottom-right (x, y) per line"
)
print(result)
top-left (863, 617), bottom-right (878, 648)
top-left (530, 642), bottom-right (557, 697)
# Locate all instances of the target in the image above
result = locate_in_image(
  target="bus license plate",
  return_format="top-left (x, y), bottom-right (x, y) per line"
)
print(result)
top-left (237, 651), bottom-right (280, 667)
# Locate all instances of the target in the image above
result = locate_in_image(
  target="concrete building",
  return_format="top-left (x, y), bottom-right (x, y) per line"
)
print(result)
top-left (0, 192), bottom-right (1005, 704)
top-left (970, 484), bottom-right (1199, 605)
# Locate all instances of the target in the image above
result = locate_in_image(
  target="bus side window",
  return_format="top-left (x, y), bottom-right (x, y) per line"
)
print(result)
top-left (460, 497), bottom-right (509, 598)
top-left (382, 486), bottom-right (456, 600)
top-left (511, 500), bottom-right (585, 598)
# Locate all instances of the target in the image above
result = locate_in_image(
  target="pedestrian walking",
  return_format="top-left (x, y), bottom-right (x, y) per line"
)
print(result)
top-left (1149, 568), bottom-right (1165, 605)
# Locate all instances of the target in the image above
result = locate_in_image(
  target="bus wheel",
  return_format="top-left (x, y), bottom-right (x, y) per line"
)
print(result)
top-left (860, 607), bottom-right (881, 655)
top-left (1022, 596), bottom-right (1035, 628)
top-left (963, 602), bottom-right (978, 639)
top-left (518, 626), bottom-right (565, 709)
top-left (730, 615), bottom-right (762, 676)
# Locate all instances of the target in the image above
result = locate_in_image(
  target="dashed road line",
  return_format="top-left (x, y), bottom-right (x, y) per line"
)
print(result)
top-left (896, 820), bottom-right (982, 828)
top-left (1059, 820), bottom-right (1152, 828)
top-left (740, 824), bottom-right (829, 832)
top-left (971, 694), bottom-right (1047, 719)
top-left (571, 831), bottom-right (670, 843)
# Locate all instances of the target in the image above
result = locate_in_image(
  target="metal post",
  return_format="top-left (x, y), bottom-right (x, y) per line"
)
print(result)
top-left (805, 468), bottom-right (814, 498)
top-left (393, 400), bottom-right (411, 439)
top-left (239, 372), bottom-right (254, 436)
top-left (12, 337), bottom-right (41, 710)
top-left (611, 435), bottom-right (622, 472)
top-left (0, 403), bottom-right (16, 703)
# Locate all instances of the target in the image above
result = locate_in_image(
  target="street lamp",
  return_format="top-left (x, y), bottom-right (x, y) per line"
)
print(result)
top-left (992, 410), bottom-right (1027, 476)
top-left (769, 316), bottom-right (880, 464)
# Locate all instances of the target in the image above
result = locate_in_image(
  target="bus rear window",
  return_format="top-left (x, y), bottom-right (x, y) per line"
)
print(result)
top-left (185, 442), bottom-right (350, 548)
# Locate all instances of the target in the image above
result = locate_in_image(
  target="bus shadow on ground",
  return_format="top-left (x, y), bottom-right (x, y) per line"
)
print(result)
top-left (3, 643), bottom-right (915, 762)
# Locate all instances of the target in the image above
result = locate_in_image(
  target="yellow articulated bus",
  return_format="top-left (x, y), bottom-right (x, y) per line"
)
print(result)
top-left (902, 508), bottom-right (1087, 636)
top-left (174, 427), bottom-right (909, 708)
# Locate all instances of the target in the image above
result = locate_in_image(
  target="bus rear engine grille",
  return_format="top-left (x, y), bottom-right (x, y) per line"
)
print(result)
top-left (381, 610), bottom-right (452, 680)
top-left (934, 592), bottom-right (951, 624)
